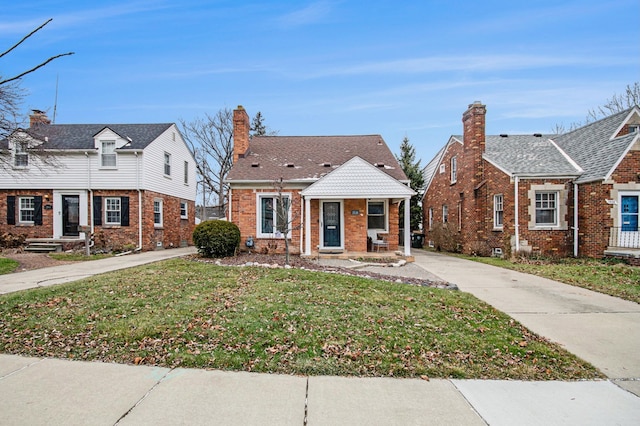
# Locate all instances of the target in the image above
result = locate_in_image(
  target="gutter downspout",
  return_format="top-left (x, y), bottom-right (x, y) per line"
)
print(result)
top-left (403, 197), bottom-right (411, 256)
top-left (228, 187), bottom-right (232, 222)
top-left (573, 182), bottom-right (579, 257)
top-left (85, 152), bottom-right (94, 247)
top-left (514, 176), bottom-right (520, 253)
top-left (135, 152), bottom-right (143, 251)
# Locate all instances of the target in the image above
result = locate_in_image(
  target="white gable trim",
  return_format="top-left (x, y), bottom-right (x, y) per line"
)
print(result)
top-left (603, 133), bottom-right (640, 182)
top-left (611, 106), bottom-right (640, 140)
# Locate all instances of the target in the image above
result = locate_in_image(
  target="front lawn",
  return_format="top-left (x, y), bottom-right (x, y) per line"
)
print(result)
top-left (464, 256), bottom-right (640, 304)
top-left (0, 258), bottom-right (600, 380)
top-left (0, 258), bottom-right (19, 275)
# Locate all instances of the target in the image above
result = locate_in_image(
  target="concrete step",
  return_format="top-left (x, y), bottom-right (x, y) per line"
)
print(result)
top-left (24, 242), bottom-right (63, 253)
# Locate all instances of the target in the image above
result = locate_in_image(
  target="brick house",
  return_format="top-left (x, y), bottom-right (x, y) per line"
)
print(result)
top-left (422, 102), bottom-right (640, 260)
top-left (226, 106), bottom-right (415, 258)
top-left (0, 111), bottom-right (197, 251)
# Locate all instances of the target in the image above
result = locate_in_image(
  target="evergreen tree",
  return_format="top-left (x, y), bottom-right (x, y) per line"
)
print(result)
top-left (251, 112), bottom-right (267, 136)
top-left (396, 137), bottom-right (424, 231)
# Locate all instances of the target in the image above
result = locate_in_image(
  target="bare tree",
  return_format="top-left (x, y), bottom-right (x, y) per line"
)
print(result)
top-left (273, 178), bottom-right (300, 265)
top-left (179, 109), bottom-right (234, 215)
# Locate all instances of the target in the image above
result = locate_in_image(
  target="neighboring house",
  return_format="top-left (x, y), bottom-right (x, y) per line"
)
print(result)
top-left (0, 110), bottom-right (197, 251)
top-left (226, 106), bottom-right (415, 257)
top-left (422, 101), bottom-right (640, 260)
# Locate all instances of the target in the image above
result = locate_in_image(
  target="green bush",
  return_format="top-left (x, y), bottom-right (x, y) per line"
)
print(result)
top-left (192, 220), bottom-right (240, 258)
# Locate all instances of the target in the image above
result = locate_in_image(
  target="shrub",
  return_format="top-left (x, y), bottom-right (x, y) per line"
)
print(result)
top-left (192, 220), bottom-right (240, 258)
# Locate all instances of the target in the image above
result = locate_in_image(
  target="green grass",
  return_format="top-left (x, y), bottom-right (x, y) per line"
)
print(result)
top-left (0, 258), bottom-right (601, 380)
top-left (0, 258), bottom-right (19, 275)
top-left (49, 253), bottom-right (113, 261)
top-left (462, 256), bottom-right (640, 304)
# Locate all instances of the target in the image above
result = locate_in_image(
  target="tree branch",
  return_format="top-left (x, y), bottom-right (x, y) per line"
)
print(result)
top-left (0, 52), bottom-right (75, 86)
top-left (0, 19), bottom-right (53, 59)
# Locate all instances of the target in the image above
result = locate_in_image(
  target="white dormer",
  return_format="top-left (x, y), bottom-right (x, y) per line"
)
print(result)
top-left (94, 127), bottom-right (128, 169)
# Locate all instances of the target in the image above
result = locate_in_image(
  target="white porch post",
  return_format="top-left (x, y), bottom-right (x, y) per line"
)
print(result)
top-left (304, 196), bottom-right (311, 255)
top-left (403, 196), bottom-right (411, 256)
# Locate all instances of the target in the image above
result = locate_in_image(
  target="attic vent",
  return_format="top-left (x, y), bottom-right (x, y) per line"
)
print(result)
top-left (499, 134), bottom-right (508, 138)
top-left (251, 162), bottom-right (260, 167)
top-left (375, 163), bottom-right (384, 167)
top-left (377, 139), bottom-right (383, 145)
top-left (533, 133), bottom-right (542, 137)
top-left (322, 162), bottom-right (331, 167)
top-left (285, 163), bottom-right (295, 168)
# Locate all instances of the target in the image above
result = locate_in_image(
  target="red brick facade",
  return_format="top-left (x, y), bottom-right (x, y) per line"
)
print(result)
top-left (423, 103), bottom-right (640, 259)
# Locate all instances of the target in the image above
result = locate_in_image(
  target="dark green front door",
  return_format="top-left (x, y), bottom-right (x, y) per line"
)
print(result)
top-left (323, 202), bottom-right (341, 248)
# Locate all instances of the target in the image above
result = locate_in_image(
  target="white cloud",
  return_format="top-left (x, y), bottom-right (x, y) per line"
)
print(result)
top-left (276, 1), bottom-right (333, 28)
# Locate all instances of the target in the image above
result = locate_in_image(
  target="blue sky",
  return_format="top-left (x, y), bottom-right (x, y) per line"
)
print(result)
top-left (1, 0), bottom-right (639, 165)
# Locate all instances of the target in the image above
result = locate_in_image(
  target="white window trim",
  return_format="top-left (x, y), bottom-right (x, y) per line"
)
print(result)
top-left (450, 156), bottom-right (457, 183)
top-left (154, 199), bottom-right (163, 228)
top-left (494, 194), bottom-right (504, 229)
top-left (100, 140), bottom-right (117, 169)
top-left (104, 197), bottom-right (121, 225)
top-left (13, 142), bottom-right (29, 168)
top-left (180, 201), bottom-right (188, 220)
top-left (164, 152), bottom-right (172, 177)
top-left (428, 207), bottom-right (433, 230)
top-left (256, 192), bottom-right (292, 239)
top-left (527, 184), bottom-right (568, 230)
top-left (439, 164), bottom-right (445, 174)
top-left (183, 161), bottom-right (189, 185)
top-left (367, 199), bottom-right (388, 232)
top-left (442, 205), bottom-right (448, 223)
top-left (18, 196), bottom-right (35, 224)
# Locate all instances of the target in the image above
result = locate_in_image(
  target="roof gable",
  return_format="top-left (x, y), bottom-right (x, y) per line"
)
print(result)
top-left (301, 156), bottom-right (415, 198)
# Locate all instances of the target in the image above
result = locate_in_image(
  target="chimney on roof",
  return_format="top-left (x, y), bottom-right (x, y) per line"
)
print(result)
top-left (462, 101), bottom-right (486, 184)
top-left (29, 110), bottom-right (51, 127)
top-left (233, 106), bottom-right (250, 163)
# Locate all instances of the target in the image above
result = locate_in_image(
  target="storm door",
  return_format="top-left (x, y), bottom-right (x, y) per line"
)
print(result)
top-left (62, 195), bottom-right (80, 236)
top-left (322, 202), bottom-right (341, 248)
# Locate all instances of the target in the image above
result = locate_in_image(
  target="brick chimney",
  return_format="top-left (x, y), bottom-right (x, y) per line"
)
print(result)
top-left (29, 110), bottom-right (51, 127)
top-left (462, 101), bottom-right (486, 184)
top-left (233, 106), bottom-right (250, 163)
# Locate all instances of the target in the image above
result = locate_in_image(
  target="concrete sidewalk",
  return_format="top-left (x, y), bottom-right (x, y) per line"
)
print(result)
top-left (2, 354), bottom-right (640, 426)
top-left (1, 247), bottom-right (640, 424)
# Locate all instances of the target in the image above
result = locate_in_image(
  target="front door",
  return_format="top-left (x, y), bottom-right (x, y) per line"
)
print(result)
top-left (620, 195), bottom-right (639, 248)
top-left (62, 195), bottom-right (80, 237)
top-left (322, 202), bottom-right (341, 248)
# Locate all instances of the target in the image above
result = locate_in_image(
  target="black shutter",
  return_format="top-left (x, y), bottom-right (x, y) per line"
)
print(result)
top-left (93, 196), bottom-right (102, 226)
top-left (34, 196), bottom-right (43, 225)
top-left (7, 196), bottom-right (15, 225)
top-left (121, 197), bottom-right (130, 226)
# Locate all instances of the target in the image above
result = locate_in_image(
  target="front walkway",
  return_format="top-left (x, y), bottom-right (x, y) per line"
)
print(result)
top-left (411, 250), bottom-right (640, 394)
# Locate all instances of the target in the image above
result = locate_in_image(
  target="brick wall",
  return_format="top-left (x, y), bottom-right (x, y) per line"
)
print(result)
top-left (0, 189), bottom-right (54, 239)
top-left (139, 190), bottom-right (195, 251)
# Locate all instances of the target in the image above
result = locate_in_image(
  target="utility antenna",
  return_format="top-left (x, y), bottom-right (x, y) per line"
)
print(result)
top-left (52, 74), bottom-right (59, 123)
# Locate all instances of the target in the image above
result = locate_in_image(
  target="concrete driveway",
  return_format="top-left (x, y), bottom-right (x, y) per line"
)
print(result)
top-left (412, 250), bottom-right (640, 394)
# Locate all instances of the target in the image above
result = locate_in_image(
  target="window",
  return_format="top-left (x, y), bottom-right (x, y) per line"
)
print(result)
top-left (442, 205), bottom-right (448, 223)
top-left (19, 197), bottom-right (35, 223)
top-left (439, 164), bottom-right (445, 174)
top-left (105, 197), bottom-right (121, 225)
top-left (184, 161), bottom-right (189, 184)
top-left (14, 142), bottom-right (28, 167)
top-left (258, 194), bottom-right (291, 237)
top-left (367, 200), bottom-right (387, 230)
top-left (535, 192), bottom-right (557, 225)
top-left (180, 201), bottom-right (188, 219)
top-left (428, 207), bottom-right (433, 230)
top-left (494, 194), bottom-right (504, 229)
top-left (154, 199), bottom-right (163, 227)
top-left (450, 156), bottom-right (457, 183)
top-left (629, 125), bottom-right (639, 134)
top-left (101, 141), bottom-right (116, 167)
top-left (164, 152), bottom-right (171, 176)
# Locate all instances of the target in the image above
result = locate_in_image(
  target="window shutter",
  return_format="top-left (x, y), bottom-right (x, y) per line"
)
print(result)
top-left (121, 197), bottom-right (130, 226)
top-left (7, 196), bottom-right (15, 225)
top-left (34, 196), bottom-right (43, 225)
top-left (93, 196), bottom-right (102, 226)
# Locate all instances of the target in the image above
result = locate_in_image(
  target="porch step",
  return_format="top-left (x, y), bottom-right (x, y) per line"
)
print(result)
top-left (24, 242), bottom-right (63, 253)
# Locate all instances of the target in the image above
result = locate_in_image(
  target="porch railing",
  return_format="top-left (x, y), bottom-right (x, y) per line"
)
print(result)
top-left (608, 227), bottom-right (640, 248)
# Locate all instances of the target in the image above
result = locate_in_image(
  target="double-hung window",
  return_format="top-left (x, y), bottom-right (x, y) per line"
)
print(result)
top-left (19, 197), bottom-right (35, 223)
top-left (164, 152), bottom-right (171, 176)
top-left (535, 192), bottom-right (557, 226)
top-left (428, 207), bottom-right (433, 230)
top-left (442, 205), bottom-right (448, 223)
top-left (154, 199), bottom-right (163, 227)
top-left (183, 161), bottom-right (189, 184)
top-left (101, 141), bottom-right (116, 167)
top-left (258, 194), bottom-right (290, 237)
top-left (105, 197), bottom-right (121, 225)
top-left (14, 142), bottom-right (28, 167)
top-left (450, 156), bottom-right (457, 183)
top-left (180, 201), bottom-right (188, 219)
top-left (494, 194), bottom-right (504, 229)
top-left (367, 200), bottom-right (387, 230)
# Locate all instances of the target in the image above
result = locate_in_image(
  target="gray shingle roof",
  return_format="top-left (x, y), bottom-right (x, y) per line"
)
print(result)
top-left (484, 134), bottom-right (581, 176)
top-left (226, 135), bottom-right (408, 183)
top-left (4, 123), bottom-right (174, 150)
top-left (554, 108), bottom-right (638, 183)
